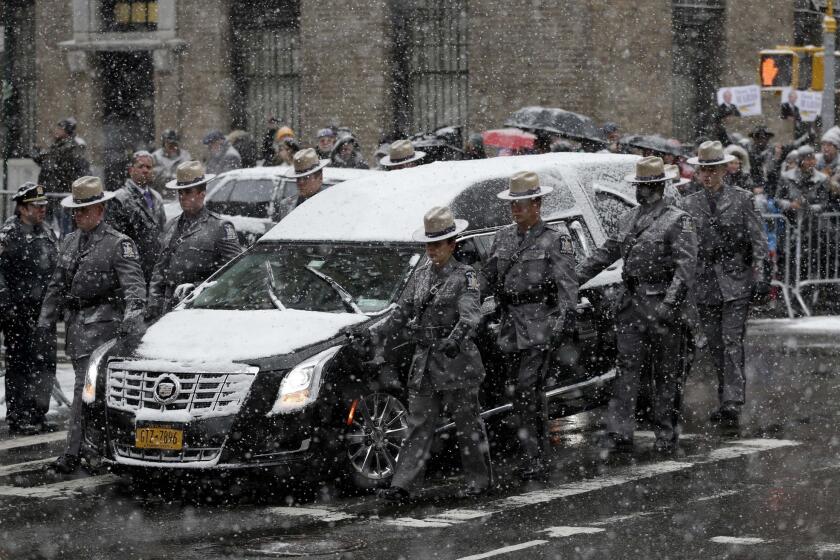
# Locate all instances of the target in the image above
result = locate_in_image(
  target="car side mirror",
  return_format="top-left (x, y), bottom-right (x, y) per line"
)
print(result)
top-left (173, 283), bottom-right (196, 302)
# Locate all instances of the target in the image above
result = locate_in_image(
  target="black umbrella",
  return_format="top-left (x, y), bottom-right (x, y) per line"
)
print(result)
top-left (504, 106), bottom-right (605, 145)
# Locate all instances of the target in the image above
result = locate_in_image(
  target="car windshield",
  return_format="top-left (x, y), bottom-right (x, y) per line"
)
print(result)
top-left (188, 243), bottom-right (422, 313)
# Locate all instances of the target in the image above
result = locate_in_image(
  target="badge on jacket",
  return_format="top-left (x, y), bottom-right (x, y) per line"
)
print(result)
top-left (465, 270), bottom-right (479, 292)
top-left (560, 236), bottom-right (574, 255)
top-left (224, 223), bottom-right (237, 241)
top-left (121, 240), bottom-right (138, 259)
top-left (680, 215), bottom-right (695, 233)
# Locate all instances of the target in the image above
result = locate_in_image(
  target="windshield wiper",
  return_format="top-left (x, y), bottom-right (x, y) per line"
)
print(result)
top-left (263, 261), bottom-right (287, 311)
top-left (304, 266), bottom-right (363, 314)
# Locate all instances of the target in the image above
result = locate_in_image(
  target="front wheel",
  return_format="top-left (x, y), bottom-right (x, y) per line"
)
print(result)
top-left (344, 392), bottom-right (409, 490)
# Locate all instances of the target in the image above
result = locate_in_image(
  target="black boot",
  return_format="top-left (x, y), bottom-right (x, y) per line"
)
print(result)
top-left (377, 486), bottom-right (410, 503)
top-left (597, 432), bottom-right (634, 453)
top-left (50, 454), bottom-right (80, 474)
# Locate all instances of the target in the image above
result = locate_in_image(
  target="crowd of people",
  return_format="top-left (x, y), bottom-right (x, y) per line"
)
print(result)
top-left (0, 107), bottom-right (833, 492)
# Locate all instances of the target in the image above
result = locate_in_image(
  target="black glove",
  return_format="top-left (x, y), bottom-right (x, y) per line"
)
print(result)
top-left (440, 338), bottom-right (460, 359)
top-left (144, 303), bottom-right (163, 322)
top-left (751, 280), bottom-right (771, 306)
top-left (550, 312), bottom-right (577, 347)
top-left (341, 325), bottom-right (374, 360)
top-left (655, 302), bottom-right (678, 325)
top-left (118, 313), bottom-right (146, 338)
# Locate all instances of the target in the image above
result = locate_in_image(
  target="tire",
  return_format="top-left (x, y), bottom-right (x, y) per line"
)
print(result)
top-left (342, 391), bottom-right (409, 491)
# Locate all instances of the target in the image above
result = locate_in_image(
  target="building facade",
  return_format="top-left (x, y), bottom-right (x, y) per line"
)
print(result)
top-left (0, 0), bottom-right (830, 176)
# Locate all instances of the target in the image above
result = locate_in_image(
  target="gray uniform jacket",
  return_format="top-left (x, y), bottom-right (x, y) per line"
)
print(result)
top-left (681, 185), bottom-right (768, 304)
top-left (576, 200), bottom-right (697, 314)
top-left (276, 185), bottom-right (329, 221)
top-left (372, 258), bottom-right (485, 390)
top-left (37, 222), bottom-right (147, 358)
top-left (204, 142), bottom-right (242, 175)
top-left (149, 207), bottom-right (242, 311)
top-left (105, 179), bottom-right (167, 282)
top-left (479, 221), bottom-right (577, 352)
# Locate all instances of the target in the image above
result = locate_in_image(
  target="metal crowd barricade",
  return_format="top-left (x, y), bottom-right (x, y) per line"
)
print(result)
top-left (765, 210), bottom-right (840, 318)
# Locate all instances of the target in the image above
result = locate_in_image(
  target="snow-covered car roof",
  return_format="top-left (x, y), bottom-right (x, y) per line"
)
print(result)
top-left (210, 165), bottom-right (378, 186)
top-left (261, 153), bottom-right (638, 244)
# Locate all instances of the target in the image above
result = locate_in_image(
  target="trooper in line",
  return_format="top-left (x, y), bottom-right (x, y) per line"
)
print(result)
top-left (577, 157), bottom-right (698, 453)
top-left (682, 141), bottom-right (768, 432)
top-left (38, 177), bottom-right (147, 473)
top-left (353, 206), bottom-right (492, 502)
top-left (276, 148), bottom-right (330, 221)
top-left (147, 161), bottom-right (242, 318)
top-left (0, 184), bottom-right (59, 435)
top-left (105, 151), bottom-right (167, 284)
top-left (379, 140), bottom-right (426, 171)
top-left (478, 171), bottom-right (578, 479)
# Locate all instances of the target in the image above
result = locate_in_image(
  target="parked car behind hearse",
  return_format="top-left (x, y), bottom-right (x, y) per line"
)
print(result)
top-left (81, 153), bottom-right (638, 491)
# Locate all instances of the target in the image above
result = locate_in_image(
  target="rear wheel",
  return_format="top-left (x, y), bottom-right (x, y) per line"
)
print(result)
top-left (344, 392), bottom-right (409, 490)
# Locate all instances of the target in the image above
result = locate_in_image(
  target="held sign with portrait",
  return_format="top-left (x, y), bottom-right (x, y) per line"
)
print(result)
top-left (716, 85), bottom-right (762, 117)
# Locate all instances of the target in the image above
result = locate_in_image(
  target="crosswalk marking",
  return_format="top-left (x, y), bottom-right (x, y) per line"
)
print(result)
top-left (710, 536), bottom-right (767, 545)
top-left (265, 505), bottom-right (357, 523)
top-left (0, 458), bottom-right (53, 477)
top-left (456, 540), bottom-right (549, 560)
top-left (0, 431), bottom-right (66, 452)
top-left (0, 475), bottom-right (120, 499)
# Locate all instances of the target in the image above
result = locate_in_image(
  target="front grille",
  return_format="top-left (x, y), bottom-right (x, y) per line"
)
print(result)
top-left (114, 443), bottom-right (222, 463)
top-left (106, 362), bottom-right (259, 418)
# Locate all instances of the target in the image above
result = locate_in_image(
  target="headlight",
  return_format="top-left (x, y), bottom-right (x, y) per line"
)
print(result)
top-left (82, 339), bottom-right (117, 404)
top-left (268, 346), bottom-right (341, 415)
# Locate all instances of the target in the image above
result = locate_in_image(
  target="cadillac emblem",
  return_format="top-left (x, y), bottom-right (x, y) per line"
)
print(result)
top-left (152, 374), bottom-right (181, 405)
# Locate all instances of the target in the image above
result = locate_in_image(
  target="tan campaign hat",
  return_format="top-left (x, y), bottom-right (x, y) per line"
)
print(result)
top-left (664, 164), bottom-right (691, 188)
top-left (496, 171), bottom-right (553, 200)
top-left (284, 148), bottom-right (330, 178)
top-left (165, 160), bottom-right (216, 190)
top-left (12, 182), bottom-right (48, 206)
top-left (379, 139), bottom-right (426, 168)
top-left (61, 176), bottom-right (116, 208)
top-left (686, 140), bottom-right (736, 166)
top-left (411, 206), bottom-right (469, 242)
top-left (624, 156), bottom-right (675, 184)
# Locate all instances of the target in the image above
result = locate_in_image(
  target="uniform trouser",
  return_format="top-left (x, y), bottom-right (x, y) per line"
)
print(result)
top-left (391, 384), bottom-right (492, 492)
top-left (3, 310), bottom-right (56, 427)
top-left (64, 356), bottom-right (89, 456)
top-left (504, 348), bottom-right (550, 462)
top-left (609, 308), bottom-right (684, 444)
top-left (698, 298), bottom-right (750, 406)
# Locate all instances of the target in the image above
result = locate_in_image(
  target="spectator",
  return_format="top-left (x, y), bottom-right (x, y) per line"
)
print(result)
top-left (152, 129), bottom-right (191, 194)
top-left (315, 128), bottom-right (337, 159)
top-left (601, 122), bottom-right (621, 153)
top-left (723, 144), bottom-right (754, 191)
top-left (33, 117), bottom-right (91, 235)
top-left (202, 129), bottom-right (241, 175)
top-left (464, 133), bottom-right (487, 160)
top-left (330, 135), bottom-right (369, 169)
top-left (271, 137), bottom-right (301, 167)
top-left (227, 130), bottom-right (258, 168)
top-left (261, 117), bottom-right (281, 162)
top-left (817, 127), bottom-right (840, 177)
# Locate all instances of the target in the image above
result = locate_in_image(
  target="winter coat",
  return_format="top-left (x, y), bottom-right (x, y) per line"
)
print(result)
top-left (479, 221), bottom-right (578, 352)
top-left (276, 185), bottom-right (329, 221)
top-left (34, 137), bottom-right (91, 194)
top-left (204, 142), bottom-right (242, 175)
top-left (105, 179), bottom-right (167, 282)
top-left (151, 147), bottom-right (192, 191)
top-left (329, 136), bottom-right (370, 169)
top-left (372, 258), bottom-right (485, 390)
top-left (37, 222), bottom-right (146, 358)
top-left (681, 185), bottom-right (768, 304)
top-left (148, 207), bottom-right (242, 314)
top-left (0, 217), bottom-right (58, 316)
top-left (776, 168), bottom-right (834, 221)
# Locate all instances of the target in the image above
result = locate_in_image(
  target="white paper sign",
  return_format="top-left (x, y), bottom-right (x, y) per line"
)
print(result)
top-left (716, 85), bottom-right (762, 117)
top-left (781, 88), bottom-right (823, 122)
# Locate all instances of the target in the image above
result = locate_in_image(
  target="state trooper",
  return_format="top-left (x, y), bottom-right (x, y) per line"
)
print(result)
top-left (38, 177), bottom-right (147, 473)
top-left (148, 161), bottom-right (242, 317)
top-left (682, 141), bottom-right (769, 432)
top-left (276, 148), bottom-right (330, 221)
top-left (478, 171), bottom-right (578, 479)
top-left (379, 140), bottom-right (427, 171)
top-left (577, 157), bottom-right (697, 453)
top-left (353, 206), bottom-right (491, 502)
top-left (0, 184), bottom-right (58, 435)
top-left (105, 151), bottom-right (167, 283)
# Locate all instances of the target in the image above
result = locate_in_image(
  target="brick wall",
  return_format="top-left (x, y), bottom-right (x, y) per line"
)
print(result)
top-left (299, 0), bottom-right (391, 157)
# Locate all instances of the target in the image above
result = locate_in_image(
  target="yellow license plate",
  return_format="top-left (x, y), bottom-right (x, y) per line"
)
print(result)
top-left (135, 427), bottom-right (183, 450)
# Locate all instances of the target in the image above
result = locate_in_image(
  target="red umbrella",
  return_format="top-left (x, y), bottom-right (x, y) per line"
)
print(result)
top-left (482, 128), bottom-right (536, 150)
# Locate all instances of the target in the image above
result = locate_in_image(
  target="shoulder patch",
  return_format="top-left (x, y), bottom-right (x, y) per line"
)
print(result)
top-left (121, 240), bottom-right (138, 259)
top-left (559, 235), bottom-right (574, 255)
top-left (464, 269), bottom-right (479, 292)
top-left (223, 222), bottom-right (237, 241)
top-left (680, 215), bottom-right (695, 233)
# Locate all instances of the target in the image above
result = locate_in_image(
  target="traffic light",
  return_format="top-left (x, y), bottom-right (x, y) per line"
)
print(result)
top-left (759, 49), bottom-right (797, 90)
